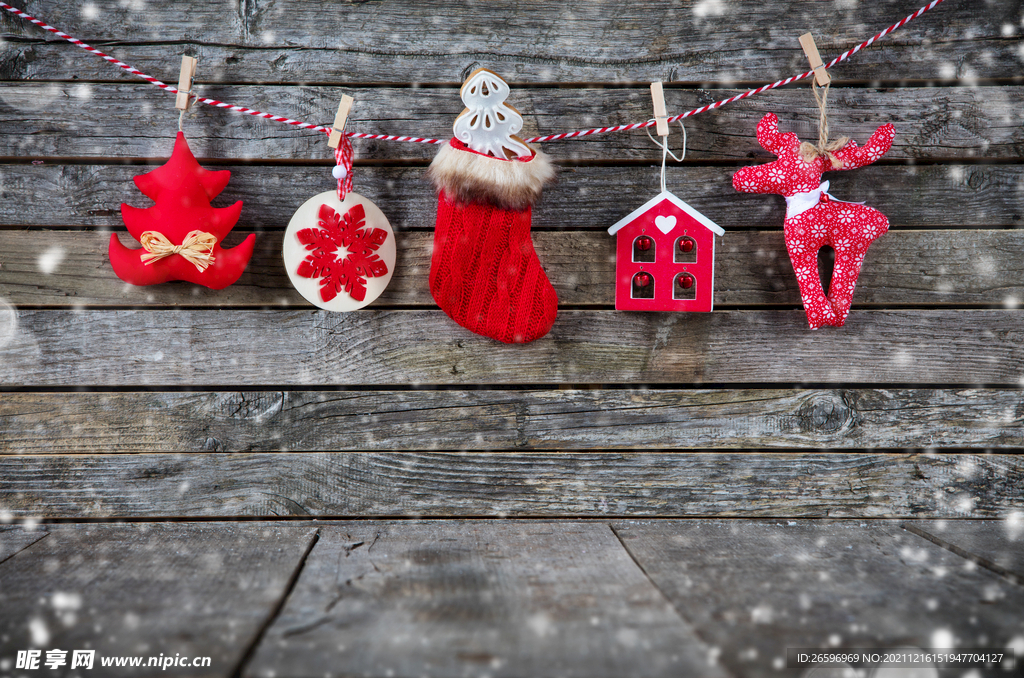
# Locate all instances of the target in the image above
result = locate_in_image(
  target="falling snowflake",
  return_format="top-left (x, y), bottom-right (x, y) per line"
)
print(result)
top-left (37, 246), bottom-right (65, 275)
top-left (296, 203), bottom-right (389, 303)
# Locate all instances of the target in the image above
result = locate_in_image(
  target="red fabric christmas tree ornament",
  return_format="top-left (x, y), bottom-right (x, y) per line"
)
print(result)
top-left (732, 113), bottom-right (894, 329)
top-left (427, 139), bottom-right (557, 344)
top-left (109, 132), bottom-right (255, 289)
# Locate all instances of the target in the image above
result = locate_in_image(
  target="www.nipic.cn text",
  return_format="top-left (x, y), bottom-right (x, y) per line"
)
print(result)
top-left (14, 650), bottom-right (212, 671)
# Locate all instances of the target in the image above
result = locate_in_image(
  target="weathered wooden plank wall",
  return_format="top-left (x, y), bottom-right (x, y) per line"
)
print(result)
top-left (3, 85), bottom-right (1024, 160)
top-left (3, 229), bottom-right (1024, 307)
top-left (4, 389), bottom-right (1024, 452)
top-left (2, 452), bottom-right (1021, 518)
top-left (2, 1), bottom-right (1017, 84)
top-left (2, 165), bottom-right (1021, 228)
top-left (1, 0), bottom-right (1022, 521)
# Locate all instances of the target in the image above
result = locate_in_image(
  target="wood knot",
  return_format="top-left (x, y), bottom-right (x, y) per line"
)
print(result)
top-left (797, 392), bottom-right (854, 434)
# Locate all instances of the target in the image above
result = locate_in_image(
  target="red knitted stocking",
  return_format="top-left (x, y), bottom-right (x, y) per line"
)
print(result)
top-left (430, 192), bottom-right (557, 344)
top-left (427, 138), bottom-right (557, 344)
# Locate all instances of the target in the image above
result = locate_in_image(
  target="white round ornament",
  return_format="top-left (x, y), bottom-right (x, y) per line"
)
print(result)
top-left (283, 190), bottom-right (396, 312)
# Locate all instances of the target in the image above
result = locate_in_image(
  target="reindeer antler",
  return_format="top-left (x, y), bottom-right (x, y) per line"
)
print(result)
top-left (756, 113), bottom-right (786, 155)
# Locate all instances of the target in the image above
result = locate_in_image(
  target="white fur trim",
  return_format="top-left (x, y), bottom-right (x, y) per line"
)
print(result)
top-left (427, 140), bottom-right (555, 211)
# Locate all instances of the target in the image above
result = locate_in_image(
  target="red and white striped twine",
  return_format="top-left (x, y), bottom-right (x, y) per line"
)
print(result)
top-left (334, 135), bottom-right (354, 200)
top-left (1, 0), bottom-right (945, 146)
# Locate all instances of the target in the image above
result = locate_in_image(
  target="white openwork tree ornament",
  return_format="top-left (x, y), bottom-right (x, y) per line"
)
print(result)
top-left (452, 69), bottom-right (532, 159)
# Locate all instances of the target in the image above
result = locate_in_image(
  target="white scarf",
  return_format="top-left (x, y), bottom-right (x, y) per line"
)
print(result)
top-left (784, 180), bottom-right (864, 219)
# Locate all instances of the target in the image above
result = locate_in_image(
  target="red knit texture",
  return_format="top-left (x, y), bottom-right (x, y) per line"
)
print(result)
top-left (430, 191), bottom-right (557, 344)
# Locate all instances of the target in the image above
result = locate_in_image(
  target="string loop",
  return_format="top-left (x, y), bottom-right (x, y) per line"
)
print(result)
top-left (645, 120), bottom-right (687, 194)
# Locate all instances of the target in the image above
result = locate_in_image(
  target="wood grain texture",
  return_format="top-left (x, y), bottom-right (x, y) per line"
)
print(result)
top-left (3, 389), bottom-right (1024, 454)
top-left (245, 522), bottom-right (724, 678)
top-left (1, 229), bottom-right (1022, 308)
top-left (905, 519), bottom-right (1024, 584)
top-left (2, 84), bottom-right (1022, 161)
top-left (2, 164), bottom-right (1020, 230)
top-left (1, 453), bottom-right (1020, 519)
top-left (0, 523), bottom-right (317, 677)
top-left (0, 0), bottom-right (1014, 83)
top-left (2, 309), bottom-right (1023, 386)
top-left (0, 525), bottom-right (47, 563)
top-left (612, 520), bottom-right (1024, 678)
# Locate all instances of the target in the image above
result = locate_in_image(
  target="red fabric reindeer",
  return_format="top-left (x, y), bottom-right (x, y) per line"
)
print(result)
top-left (733, 113), bottom-right (895, 329)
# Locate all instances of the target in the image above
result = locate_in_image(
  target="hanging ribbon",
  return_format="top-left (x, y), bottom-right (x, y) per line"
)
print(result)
top-left (139, 229), bottom-right (217, 271)
top-left (333, 134), bottom-right (354, 201)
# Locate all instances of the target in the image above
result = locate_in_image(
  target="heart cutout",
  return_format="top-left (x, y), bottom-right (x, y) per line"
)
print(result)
top-left (654, 214), bottom-right (677, 234)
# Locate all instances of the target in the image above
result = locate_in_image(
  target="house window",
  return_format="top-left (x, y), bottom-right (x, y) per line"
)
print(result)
top-left (673, 272), bottom-right (696, 300)
top-left (674, 236), bottom-right (697, 263)
top-left (631, 271), bottom-right (655, 299)
top-left (632, 235), bottom-right (655, 263)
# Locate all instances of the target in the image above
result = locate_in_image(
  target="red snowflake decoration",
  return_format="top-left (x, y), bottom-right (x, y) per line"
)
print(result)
top-left (296, 203), bottom-right (389, 303)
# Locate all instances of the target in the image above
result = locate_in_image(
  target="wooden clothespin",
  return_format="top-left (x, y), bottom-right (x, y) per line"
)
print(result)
top-left (650, 81), bottom-right (669, 137)
top-left (175, 55), bottom-right (198, 111)
top-left (327, 95), bottom-right (354, 149)
top-left (799, 33), bottom-right (831, 86)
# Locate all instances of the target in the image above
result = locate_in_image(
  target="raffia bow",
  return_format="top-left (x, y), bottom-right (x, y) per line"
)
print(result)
top-left (139, 230), bottom-right (217, 272)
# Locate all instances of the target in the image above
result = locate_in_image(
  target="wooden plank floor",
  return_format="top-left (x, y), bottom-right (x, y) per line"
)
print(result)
top-left (2, 520), bottom-right (1023, 677)
top-left (247, 522), bottom-right (725, 678)
top-left (2, 0), bottom-right (1023, 676)
top-left (615, 520), bottom-right (1024, 678)
top-left (0, 524), bottom-right (318, 677)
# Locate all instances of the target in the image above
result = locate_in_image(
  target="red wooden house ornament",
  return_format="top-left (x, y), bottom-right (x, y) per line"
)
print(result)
top-left (608, 191), bottom-right (724, 312)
